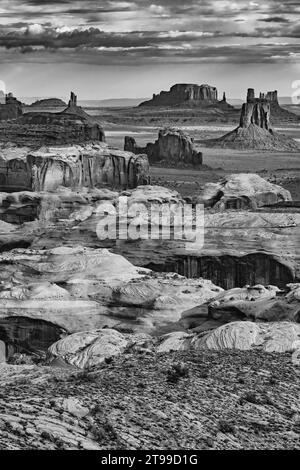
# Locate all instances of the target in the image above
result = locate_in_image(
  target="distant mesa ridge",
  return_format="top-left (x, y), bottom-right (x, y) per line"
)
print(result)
top-left (30, 97), bottom-right (67, 108)
top-left (139, 83), bottom-right (223, 107)
top-left (0, 91), bottom-right (106, 146)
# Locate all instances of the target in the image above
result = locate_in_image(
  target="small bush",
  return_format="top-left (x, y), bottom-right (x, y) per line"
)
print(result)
top-left (218, 420), bottom-right (236, 434)
top-left (241, 391), bottom-right (259, 404)
top-left (166, 362), bottom-right (189, 383)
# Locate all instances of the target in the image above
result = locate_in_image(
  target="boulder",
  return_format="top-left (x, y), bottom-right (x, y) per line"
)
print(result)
top-left (48, 329), bottom-right (128, 369)
top-left (196, 173), bottom-right (292, 210)
top-left (48, 329), bottom-right (156, 369)
top-left (194, 321), bottom-right (300, 353)
top-left (60, 398), bottom-right (89, 418)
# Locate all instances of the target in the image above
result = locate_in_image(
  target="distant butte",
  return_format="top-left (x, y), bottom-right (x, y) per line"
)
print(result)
top-left (201, 88), bottom-right (300, 151)
top-left (139, 83), bottom-right (232, 108)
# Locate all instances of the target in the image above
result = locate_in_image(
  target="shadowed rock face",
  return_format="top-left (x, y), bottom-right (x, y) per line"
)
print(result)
top-left (124, 128), bottom-right (203, 166)
top-left (145, 253), bottom-right (295, 290)
top-left (139, 83), bottom-right (218, 107)
top-left (239, 102), bottom-right (271, 130)
top-left (0, 143), bottom-right (150, 191)
top-left (0, 317), bottom-right (66, 359)
top-left (0, 93), bottom-right (23, 121)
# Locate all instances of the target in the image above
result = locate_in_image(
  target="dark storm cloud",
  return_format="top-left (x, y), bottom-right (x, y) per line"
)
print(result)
top-left (259, 17), bottom-right (291, 23)
top-left (0, 27), bottom-right (213, 50)
top-left (1, 41), bottom-right (297, 67)
top-left (0, 0), bottom-right (299, 65)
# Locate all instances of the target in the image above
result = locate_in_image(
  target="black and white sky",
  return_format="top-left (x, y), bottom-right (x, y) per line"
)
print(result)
top-left (0, 0), bottom-right (299, 98)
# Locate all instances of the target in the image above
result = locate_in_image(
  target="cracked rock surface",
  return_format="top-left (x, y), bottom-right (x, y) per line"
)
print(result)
top-left (0, 350), bottom-right (299, 450)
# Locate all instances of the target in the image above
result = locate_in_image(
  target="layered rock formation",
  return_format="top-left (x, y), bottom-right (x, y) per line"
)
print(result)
top-left (240, 88), bottom-right (271, 130)
top-left (0, 143), bottom-right (150, 191)
top-left (47, 317), bottom-right (300, 369)
top-left (0, 93), bottom-right (23, 121)
top-left (195, 321), bottom-right (300, 353)
top-left (181, 283), bottom-right (300, 330)
top-left (196, 173), bottom-right (292, 210)
top-left (124, 128), bottom-right (203, 166)
top-left (139, 83), bottom-right (218, 107)
top-left (0, 183), bottom-right (298, 290)
top-left (48, 329), bottom-right (152, 369)
top-left (202, 89), bottom-right (299, 151)
top-left (0, 92), bottom-right (105, 147)
top-left (0, 245), bottom-right (224, 357)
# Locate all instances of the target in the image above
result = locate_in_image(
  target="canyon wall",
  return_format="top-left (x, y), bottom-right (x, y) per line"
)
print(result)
top-left (146, 253), bottom-right (296, 290)
top-left (0, 143), bottom-right (150, 191)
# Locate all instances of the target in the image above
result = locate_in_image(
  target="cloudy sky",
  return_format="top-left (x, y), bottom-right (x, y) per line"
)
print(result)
top-left (0, 0), bottom-right (299, 99)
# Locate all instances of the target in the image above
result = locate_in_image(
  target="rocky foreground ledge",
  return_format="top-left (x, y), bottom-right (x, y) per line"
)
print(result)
top-left (0, 349), bottom-right (299, 450)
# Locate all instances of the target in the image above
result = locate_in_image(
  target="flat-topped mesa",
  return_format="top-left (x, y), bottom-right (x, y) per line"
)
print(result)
top-left (0, 143), bottom-right (150, 191)
top-left (139, 83), bottom-right (218, 107)
top-left (0, 92), bottom-right (23, 121)
top-left (124, 128), bottom-right (203, 166)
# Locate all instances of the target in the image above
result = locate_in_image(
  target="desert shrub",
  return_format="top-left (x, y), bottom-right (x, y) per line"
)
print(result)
top-left (166, 362), bottom-right (189, 383)
top-left (218, 420), bottom-right (236, 434)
